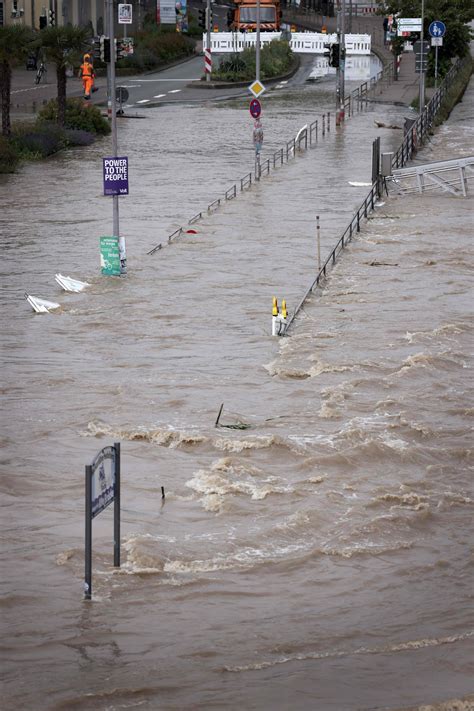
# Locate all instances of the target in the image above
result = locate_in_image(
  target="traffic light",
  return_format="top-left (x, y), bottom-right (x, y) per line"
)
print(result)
top-left (329, 43), bottom-right (340, 68)
top-left (198, 7), bottom-right (206, 28)
top-left (206, 6), bottom-right (213, 28)
top-left (48, 8), bottom-right (55, 26)
top-left (93, 37), bottom-right (102, 61)
top-left (323, 42), bottom-right (331, 60)
top-left (100, 35), bottom-right (111, 62)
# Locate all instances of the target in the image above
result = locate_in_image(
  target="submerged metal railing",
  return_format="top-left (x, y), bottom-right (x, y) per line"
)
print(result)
top-left (285, 56), bottom-right (468, 333)
top-left (285, 182), bottom-right (380, 332)
top-left (146, 62), bottom-right (393, 257)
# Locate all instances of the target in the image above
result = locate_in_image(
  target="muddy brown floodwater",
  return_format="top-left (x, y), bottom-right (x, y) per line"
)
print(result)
top-left (1, 74), bottom-right (473, 711)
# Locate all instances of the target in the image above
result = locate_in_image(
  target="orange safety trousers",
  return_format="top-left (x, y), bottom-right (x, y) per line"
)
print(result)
top-left (82, 75), bottom-right (94, 98)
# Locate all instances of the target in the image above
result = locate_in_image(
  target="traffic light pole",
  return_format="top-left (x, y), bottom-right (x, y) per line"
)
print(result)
top-left (336, 0), bottom-right (345, 124)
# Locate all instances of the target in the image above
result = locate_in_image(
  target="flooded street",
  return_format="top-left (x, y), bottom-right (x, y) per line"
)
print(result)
top-left (1, 72), bottom-right (473, 711)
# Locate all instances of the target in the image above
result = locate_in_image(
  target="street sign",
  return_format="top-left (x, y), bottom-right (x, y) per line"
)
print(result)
top-left (103, 156), bottom-right (129, 196)
top-left (118, 3), bottom-right (132, 23)
top-left (100, 237), bottom-right (121, 276)
top-left (249, 79), bottom-right (266, 98)
top-left (429, 20), bottom-right (446, 37)
top-left (431, 37), bottom-right (443, 46)
top-left (249, 98), bottom-right (261, 119)
top-left (397, 17), bottom-right (422, 35)
top-left (413, 40), bottom-right (430, 54)
top-left (116, 86), bottom-right (129, 103)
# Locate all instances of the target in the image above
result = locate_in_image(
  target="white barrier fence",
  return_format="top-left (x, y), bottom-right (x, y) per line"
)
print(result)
top-left (204, 32), bottom-right (371, 54)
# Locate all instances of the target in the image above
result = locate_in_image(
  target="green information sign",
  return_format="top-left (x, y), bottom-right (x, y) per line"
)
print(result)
top-left (100, 236), bottom-right (121, 276)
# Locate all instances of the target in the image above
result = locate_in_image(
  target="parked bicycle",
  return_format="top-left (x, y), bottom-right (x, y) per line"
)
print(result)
top-left (35, 61), bottom-right (47, 85)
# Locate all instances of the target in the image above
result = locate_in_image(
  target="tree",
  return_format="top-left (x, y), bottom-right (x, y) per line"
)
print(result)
top-left (0, 25), bottom-right (35, 136)
top-left (38, 26), bottom-right (91, 127)
top-left (379, 0), bottom-right (473, 77)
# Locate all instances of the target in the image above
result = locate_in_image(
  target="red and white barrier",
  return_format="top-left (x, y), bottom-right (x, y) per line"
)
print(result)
top-left (204, 47), bottom-right (212, 74)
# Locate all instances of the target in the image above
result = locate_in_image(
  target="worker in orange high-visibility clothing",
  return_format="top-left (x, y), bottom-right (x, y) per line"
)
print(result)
top-left (79, 54), bottom-right (95, 100)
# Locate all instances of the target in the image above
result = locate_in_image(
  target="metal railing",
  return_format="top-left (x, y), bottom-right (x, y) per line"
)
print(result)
top-left (392, 57), bottom-right (467, 170)
top-left (285, 182), bottom-right (380, 332)
top-left (285, 56), bottom-right (468, 334)
top-left (146, 66), bottom-right (393, 257)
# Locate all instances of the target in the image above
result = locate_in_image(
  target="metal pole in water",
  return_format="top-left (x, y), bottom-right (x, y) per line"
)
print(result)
top-left (206, 0), bottom-right (211, 83)
top-left (316, 215), bottom-right (321, 271)
top-left (84, 465), bottom-right (92, 600)
top-left (113, 442), bottom-right (121, 568)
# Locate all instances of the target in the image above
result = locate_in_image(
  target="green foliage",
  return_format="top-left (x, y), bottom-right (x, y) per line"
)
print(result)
top-left (0, 135), bottom-right (20, 172)
top-left (379, 0), bottom-right (473, 73)
top-left (432, 55), bottom-right (473, 124)
top-left (36, 25), bottom-right (91, 69)
top-left (37, 98), bottom-right (111, 135)
top-left (213, 39), bottom-right (294, 82)
top-left (116, 26), bottom-right (195, 73)
top-left (8, 120), bottom-right (65, 158)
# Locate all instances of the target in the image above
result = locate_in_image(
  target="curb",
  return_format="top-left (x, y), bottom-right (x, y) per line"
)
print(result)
top-left (185, 55), bottom-right (301, 90)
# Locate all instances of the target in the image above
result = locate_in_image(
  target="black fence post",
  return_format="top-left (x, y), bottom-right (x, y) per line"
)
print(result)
top-left (114, 442), bottom-right (121, 568)
top-left (85, 465), bottom-right (92, 600)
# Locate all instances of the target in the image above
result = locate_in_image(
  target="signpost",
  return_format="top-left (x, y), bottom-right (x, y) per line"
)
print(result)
top-left (103, 156), bottom-right (129, 196)
top-left (429, 20), bottom-right (446, 88)
top-left (397, 17), bottom-right (422, 35)
top-left (249, 98), bottom-right (261, 118)
top-left (413, 40), bottom-right (429, 73)
top-left (100, 236), bottom-right (121, 275)
top-left (84, 443), bottom-right (121, 600)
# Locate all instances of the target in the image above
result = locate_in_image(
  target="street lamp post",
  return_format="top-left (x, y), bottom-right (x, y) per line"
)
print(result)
top-left (419, 0), bottom-right (425, 112)
top-left (106, 0), bottom-right (126, 273)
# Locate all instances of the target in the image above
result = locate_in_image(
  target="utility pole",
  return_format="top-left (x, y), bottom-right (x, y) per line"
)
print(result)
top-left (419, 0), bottom-right (425, 112)
top-left (106, 0), bottom-right (126, 273)
top-left (256, 0), bottom-right (260, 82)
top-left (255, 0), bottom-right (261, 181)
top-left (206, 0), bottom-right (211, 82)
top-left (337, 0), bottom-right (345, 123)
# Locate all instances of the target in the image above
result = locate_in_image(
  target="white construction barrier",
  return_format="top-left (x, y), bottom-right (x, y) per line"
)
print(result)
top-left (205, 32), bottom-right (371, 54)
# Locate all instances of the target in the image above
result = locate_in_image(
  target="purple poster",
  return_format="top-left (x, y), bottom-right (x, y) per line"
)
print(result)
top-left (103, 156), bottom-right (129, 196)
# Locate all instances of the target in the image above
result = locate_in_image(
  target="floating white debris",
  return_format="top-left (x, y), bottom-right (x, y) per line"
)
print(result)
top-left (25, 293), bottom-right (61, 313)
top-left (55, 274), bottom-right (90, 292)
top-left (348, 181), bottom-right (372, 187)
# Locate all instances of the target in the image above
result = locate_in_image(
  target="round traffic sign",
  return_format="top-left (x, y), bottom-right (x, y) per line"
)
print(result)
top-left (249, 98), bottom-right (261, 119)
top-left (116, 86), bottom-right (129, 103)
top-left (429, 20), bottom-right (446, 38)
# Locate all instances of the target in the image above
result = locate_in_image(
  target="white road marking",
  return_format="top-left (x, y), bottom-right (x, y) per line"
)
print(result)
top-left (153, 94), bottom-right (166, 98)
top-left (128, 78), bottom-right (195, 82)
top-left (136, 99), bottom-right (150, 104)
top-left (167, 89), bottom-right (181, 94)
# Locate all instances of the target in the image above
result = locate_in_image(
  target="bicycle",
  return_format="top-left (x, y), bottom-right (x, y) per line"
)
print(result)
top-left (35, 62), bottom-right (46, 85)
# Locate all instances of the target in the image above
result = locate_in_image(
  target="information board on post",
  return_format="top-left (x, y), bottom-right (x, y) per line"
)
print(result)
top-left (158, 0), bottom-right (176, 24)
top-left (100, 236), bottom-right (121, 276)
top-left (118, 3), bottom-right (132, 23)
top-left (103, 156), bottom-right (129, 196)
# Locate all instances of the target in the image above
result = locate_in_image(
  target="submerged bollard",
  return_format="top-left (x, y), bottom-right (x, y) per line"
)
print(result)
top-left (271, 297), bottom-right (288, 337)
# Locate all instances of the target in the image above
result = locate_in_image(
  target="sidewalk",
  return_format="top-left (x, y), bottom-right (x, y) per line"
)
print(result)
top-left (283, 8), bottom-right (427, 107)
